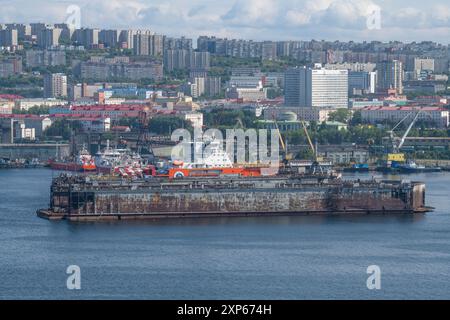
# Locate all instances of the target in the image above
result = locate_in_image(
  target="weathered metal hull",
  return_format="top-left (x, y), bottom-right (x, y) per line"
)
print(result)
top-left (38, 175), bottom-right (430, 221)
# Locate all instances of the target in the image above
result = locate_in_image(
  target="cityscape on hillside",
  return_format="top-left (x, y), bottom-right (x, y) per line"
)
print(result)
top-left (1, 22), bottom-right (449, 167)
top-left (1, 0), bottom-right (450, 303)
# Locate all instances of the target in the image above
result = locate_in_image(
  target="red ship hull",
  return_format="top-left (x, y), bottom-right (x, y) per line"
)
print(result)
top-left (49, 161), bottom-right (99, 173)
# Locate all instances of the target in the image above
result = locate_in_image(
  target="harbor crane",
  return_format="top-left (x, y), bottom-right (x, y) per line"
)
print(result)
top-left (271, 114), bottom-right (293, 161)
top-left (386, 110), bottom-right (422, 162)
top-left (300, 120), bottom-right (317, 161)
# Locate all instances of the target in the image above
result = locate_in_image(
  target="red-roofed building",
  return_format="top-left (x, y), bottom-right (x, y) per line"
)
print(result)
top-left (361, 106), bottom-right (449, 128)
top-left (0, 94), bottom-right (23, 101)
top-left (414, 96), bottom-right (448, 105)
top-left (68, 104), bottom-right (147, 120)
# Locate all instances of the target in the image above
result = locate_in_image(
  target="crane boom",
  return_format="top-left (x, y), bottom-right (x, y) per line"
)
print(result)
top-left (271, 114), bottom-right (286, 152)
top-left (397, 111), bottom-right (421, 151)
top-left (391, 113), bottom-right (412, 132)
top-left (301, 120), bottom-right (315, 159)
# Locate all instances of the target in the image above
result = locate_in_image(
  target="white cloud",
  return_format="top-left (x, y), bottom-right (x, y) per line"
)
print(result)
top-left (222, 0), bottom-right (279, 26)
top-left (286, 10), bottom-right (311, 26)
top-left (0, 0), bottom-right (449, 43)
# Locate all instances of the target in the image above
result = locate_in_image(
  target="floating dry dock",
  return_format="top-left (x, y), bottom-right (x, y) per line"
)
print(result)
top-left (37, 173), bottom-right (431, 221)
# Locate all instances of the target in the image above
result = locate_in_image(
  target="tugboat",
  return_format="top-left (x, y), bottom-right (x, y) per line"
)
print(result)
top-left (396, 160), bottom-right (441, 173)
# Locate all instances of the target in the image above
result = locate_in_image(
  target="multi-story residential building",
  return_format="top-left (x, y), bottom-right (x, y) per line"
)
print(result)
top-left (189, 69), bottom-right (208, 79)
top-left (348, 71), bottom-right (377, 95)
top-left (164, 49), bottom-right (189, 71)
top-left (226, 82), bottom-right (267, 101)
top-left (163, 36), bottom-right (192, 51)
top-left (72, 28), bottom-right (99, 48)
top-left (118, 30), bottom-right (136, 49)
top-left (205, 77), bottom-right (222, 97)
top-left (324, 62), bottom-right (376, 72)
top-left (403, 80), bottom-right (446, 94)
top-left (0, 28), bottom-right (18, 47)
top-left (122, 62), bottom-right (163, 80)
top-left (376, 60), bottom-right (403, 94)
top-left (99, 30), bottom-right (119, 48)
top-left (284, 67), bottom-right (307, 107)
top-left (152, 35), bottom-right (164, 57)
top-left (68, 83), bottom-right (104, 101)
top-left (261, 41), bottom-right (277, 61)
top-left (187, 51), bottom-right (210, 70)
top-left (14, 98), bottom-right (67, 110)
top-left (413, 57), bottom-right (435, 73)
top-left (133, 31), bottom-right (163, 56)
top-left (284, 65), bottom-right (348, 108)
top-left (164, 50), bottom-right (210, 71)
top-left (197, 36), bottom-right (264, 59)
top-left (25, 50), bottom-right (66, 67)
top-left (54, 23), bottom-right (74, 43)
top-left (229, 76), bottom-right (263, 88)
top-left (79, 58), bottom-right (163, 81)
top-left (44, 73), bottom-right (67, 98)
top-left (0, 56), bottom-right (22, 77)
top-left (133, 32), bottom-right (151, 55)
top-left (361, 106), bottom-right (449, 128)
top-left (4, 23), bottom-right (31, 41)
top-left (37, 28), bottom-right (61, 48)
top-left (30, 23), bottom-right (47, 37)
top-left (184, 77), bottom-right (205, 99)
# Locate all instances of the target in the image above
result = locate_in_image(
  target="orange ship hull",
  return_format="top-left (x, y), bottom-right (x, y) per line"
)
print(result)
top-left (168, 167), bottom-right (263, 179)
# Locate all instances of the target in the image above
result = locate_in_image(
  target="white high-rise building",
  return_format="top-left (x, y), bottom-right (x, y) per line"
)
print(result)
top-left (308, 67), bottom-right (348, 108)
top-left (284, 65), bottom-right (348, 108)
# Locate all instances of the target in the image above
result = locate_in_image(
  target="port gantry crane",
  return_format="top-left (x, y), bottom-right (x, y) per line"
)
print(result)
top-left (271, 113), bottom-right (293, 162)
top-left (300, 120), bottom-right (317, 161)
top-left (386, 110), bottom-right (422, 162)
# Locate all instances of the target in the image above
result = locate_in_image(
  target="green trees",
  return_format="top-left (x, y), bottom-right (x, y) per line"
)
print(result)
top-left (0, 75), bottom-right (43, 88)
top-left (350, 110), bottom-right (362, 125)
top-left (284, 123), bottom-right (384, 146)
top-left (328, 109), bottom-right (353, 123)
top-left (44, 119), bottom-right (81, 140)
top-left (149, 116), bottom-right (193, 135)
top-left (348, 125), bottom-right (384, 145)
top-left (13, 106), bottom-right (50, 115)
top-left (202, 109), bottom-right (256, 129)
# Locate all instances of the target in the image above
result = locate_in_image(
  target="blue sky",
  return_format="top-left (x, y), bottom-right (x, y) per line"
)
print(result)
top-left (1, 0), bottom-right (450, 43)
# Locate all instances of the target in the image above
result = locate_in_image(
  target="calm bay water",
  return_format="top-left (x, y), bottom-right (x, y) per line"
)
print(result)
top-left (0, 168), bottom-right (449, 299)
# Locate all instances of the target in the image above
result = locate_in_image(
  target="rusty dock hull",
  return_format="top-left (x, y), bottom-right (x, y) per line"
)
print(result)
top-left (37, 208), bottom-right (430, 222)
top-left (38, 175), bottom-right (431, 221)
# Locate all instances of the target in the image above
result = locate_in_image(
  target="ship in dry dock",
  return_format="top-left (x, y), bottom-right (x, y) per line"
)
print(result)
top-left (37, 166), bottom-right (431, 221)
top-left (38, 124), bottom-right (433, 221)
